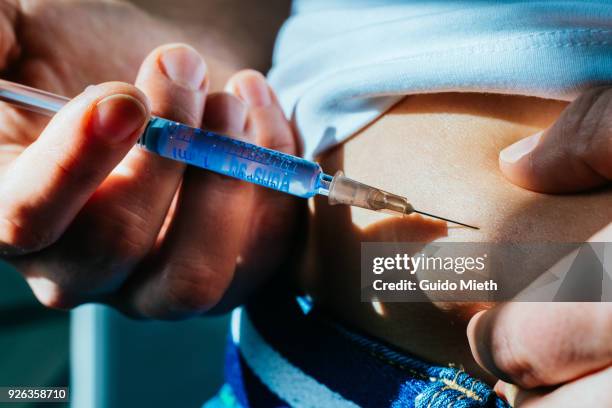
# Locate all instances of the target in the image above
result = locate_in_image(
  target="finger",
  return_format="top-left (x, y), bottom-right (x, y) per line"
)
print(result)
top-left (80, 43), bottom-right (208, 264)
top-left (217, 70), bottom-right (301, 305)
top-left (495, 367), bottom-right (612, 407)
top-left (203, 92), bottom-right (248, 136)
top-left (499, 87), bottom-right (612, 193)
top-left (127, 90), bottom-right (252, 319)
top-left (0, 83), bottom-right (149, 255)
top-left (227, 70), bottom-right (298, 155)
top-left (14, 44), bottom-right (209, 308)
top-left (467, 303), bottom-right (612, 389)
top-left (495, 381), bottom-right (551, 408)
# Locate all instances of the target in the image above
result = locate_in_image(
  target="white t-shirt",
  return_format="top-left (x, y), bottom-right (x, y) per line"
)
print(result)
top-left (268, 0), bottom-right (612, 158)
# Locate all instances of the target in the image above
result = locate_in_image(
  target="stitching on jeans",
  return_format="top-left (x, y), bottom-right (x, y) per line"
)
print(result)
top-left (439, 378), bottom-right (483, 402)
top-left (362, 347), bottom-right (485, 403)
top-left (325, 318), bottom-right (488, 402)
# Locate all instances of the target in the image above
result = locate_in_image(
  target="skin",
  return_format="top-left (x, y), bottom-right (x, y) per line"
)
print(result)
top-left (0, 0), bottom-right (298, 318)
top-left (0, 0), bottom-right (288, 170)
top-left (128, 0), bottom-right (290, 77)
top-left (0, 1), bottom-right (610, 406)
top-left (306, 93), bottom-right (612, 402)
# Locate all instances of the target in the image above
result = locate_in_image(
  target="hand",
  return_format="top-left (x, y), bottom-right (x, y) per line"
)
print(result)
top-left (0, 0), bottom-right (184, 95)
top-left (0, 0), bottom-right (187, 173)
top-left (0, 0), bottom-right (266, 169)
top-left (0, 44), bottom-right (302, 318)
top-left (467, 303), bottom-right (612, 407)
top-left (467, 89), bottom-right (612, 407)
top-left (498, 87), bottom-right (611, 193)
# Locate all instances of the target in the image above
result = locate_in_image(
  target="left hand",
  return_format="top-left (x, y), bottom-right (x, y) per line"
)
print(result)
top-left (466, 88), bottom-right (612, 407)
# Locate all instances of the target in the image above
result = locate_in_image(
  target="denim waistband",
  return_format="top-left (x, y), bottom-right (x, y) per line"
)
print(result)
top-left (209, 292), bottom-right (511, 408)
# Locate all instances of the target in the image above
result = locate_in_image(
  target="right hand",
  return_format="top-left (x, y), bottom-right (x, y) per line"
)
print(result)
top-left (0, 44), bottom-right (302, 318)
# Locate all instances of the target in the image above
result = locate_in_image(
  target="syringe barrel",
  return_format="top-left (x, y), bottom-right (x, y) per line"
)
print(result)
top-left (139, 117), bottom-right (324, 198)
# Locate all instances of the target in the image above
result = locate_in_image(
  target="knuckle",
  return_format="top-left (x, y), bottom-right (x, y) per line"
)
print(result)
top-left (187, 167), bottom-right (248, 194)
top-left (258, 125), bottom-right (295, 152)
top-left (491, 330), bottom-right (542, 388)
top-left (0, 215), bottom-right (56, 254)
top-left (164, 262), bottom-right (232, 314)
top-left (27, 277), bottom-right (79, 310)
top-left (154, 101), bottom-right (201, 128)
top-left (112, 225), bottom-right (152, 261)
top-left (18, 256), bottom-right (113, 308)
top-left (92, 206), bottom-right (155, 262)
top-left (573, 87), bottom-right (612, 178)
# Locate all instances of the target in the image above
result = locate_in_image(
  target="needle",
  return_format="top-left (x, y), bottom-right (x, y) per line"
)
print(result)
top-left (413, 209), bottom-right (479, 230)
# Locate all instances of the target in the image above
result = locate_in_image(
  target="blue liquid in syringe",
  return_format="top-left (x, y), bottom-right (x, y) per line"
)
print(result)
top-left (139, 117), bottom-right (329, 198)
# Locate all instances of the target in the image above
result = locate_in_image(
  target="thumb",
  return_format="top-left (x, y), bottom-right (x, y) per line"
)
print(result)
top-left (499, 87), bottom-right (612, 193)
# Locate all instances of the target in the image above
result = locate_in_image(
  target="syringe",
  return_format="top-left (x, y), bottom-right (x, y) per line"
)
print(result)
top-left (0, 79), bottom-right (478, 229)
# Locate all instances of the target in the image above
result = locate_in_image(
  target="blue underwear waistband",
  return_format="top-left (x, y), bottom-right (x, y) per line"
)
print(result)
top-left (212, 292), bottom-right (510, 408)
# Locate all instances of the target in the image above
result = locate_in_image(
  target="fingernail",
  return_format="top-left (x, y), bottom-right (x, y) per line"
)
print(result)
top-left (160, 44), bottom-right (207, 91)
top-left (92, 94), bottom-right (147, 143)
top-left (466, 310), bottom-right (490, 374)
top-left (499, 131), bottom-right (543, 164)
top-left (235, 72), bottom-right (271, 107)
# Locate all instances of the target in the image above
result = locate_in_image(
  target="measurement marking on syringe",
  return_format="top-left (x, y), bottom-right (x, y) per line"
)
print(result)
top-left (170, 129), bottom-right (300, 176)
top-left (0, 80), bottom-right (480, 226)
top-left (219, 143), bottom-right (299, 175)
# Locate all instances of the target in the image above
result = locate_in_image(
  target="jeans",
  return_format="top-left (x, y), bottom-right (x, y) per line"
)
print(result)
top-left (205, 288), bottom-right (510, 408)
